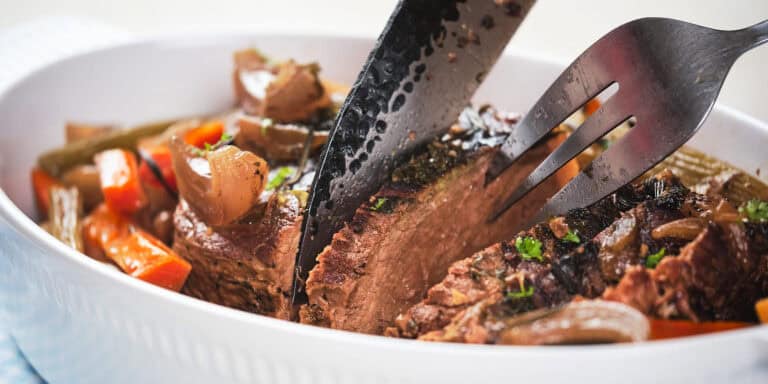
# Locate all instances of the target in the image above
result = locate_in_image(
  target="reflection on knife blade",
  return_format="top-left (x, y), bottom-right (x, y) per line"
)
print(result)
top-left (293, 0), bottom-right (536, 303)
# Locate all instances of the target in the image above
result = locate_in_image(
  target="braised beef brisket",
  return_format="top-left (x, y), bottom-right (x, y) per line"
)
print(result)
top-left (393, 171), bottom-right (768, 342)
top-left (173, 191), bottom-right (304, 319)
top-left (300, 107), bottom-right (579, 334)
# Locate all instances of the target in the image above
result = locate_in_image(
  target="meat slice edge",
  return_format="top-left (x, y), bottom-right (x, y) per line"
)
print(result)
top-left (301, 132), bottom-right (575, 334)
top-left (174, 192), bottom-right (303, 319)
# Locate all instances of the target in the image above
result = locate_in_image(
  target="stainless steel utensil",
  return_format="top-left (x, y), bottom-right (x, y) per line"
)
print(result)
top-left (486, 17), bottom-right (768, 225)
top-left (292, 0), bottom-right (536, 303)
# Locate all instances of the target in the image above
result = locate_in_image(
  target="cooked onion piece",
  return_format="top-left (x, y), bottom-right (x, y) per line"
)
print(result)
top-left (170, 136), bottom-right (268, 226)
top-left (236, 115), bottom-right (328, 161)
top-left (65, 122), bottom-right (115, 144)
top-left (233, 48), bottom-right (331, 122)
top-left (497, 300), bottom-right (650, 345)
top-left (61, 164), bottom-right (103, 211)
top-left (651, 218), bottom-right (706, 240)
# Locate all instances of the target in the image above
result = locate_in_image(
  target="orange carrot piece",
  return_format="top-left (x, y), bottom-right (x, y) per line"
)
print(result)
top-left (649, 319), bottom-right (751, 340)
top-left (31, 167), bottom-right (61, 218)
top-left (183, 120), bottom-right (224, 149)
top-left (583, 98), bottom-right (601, 117)
top-left (82, 203), bottom-right (132, 262)
top-left (105, 230), bottom-right (191, 291)
top-left (94, 149), bottom-right (147, 215)
top-left (138, 145), bottom-right (177, 192)
top-left (756, 298), bottom-right (768, 323)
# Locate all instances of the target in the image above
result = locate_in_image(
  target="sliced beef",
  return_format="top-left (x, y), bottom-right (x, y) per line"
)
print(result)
top-left (173, 191), bottom-right (304, 319)
top-left (300, 108), bottom-right (579, 334)
top-left (394, 172), bottom-right (720, 341)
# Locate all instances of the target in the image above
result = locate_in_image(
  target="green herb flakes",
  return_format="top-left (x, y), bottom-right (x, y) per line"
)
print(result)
top-left (266, 167), bottom-right (293, 191)
top-left (563, 229), bottom-right (580, 244)
top-left (515, 236), bottom-right (543, 262)
top-left (645, 247), bottom-right (666, 269)
top-left (370, 197), bottom-right (388, 211)
top-left (507, 282), bottom-right (534, 299)
top-left (740, 199), bottom-right (768, 223)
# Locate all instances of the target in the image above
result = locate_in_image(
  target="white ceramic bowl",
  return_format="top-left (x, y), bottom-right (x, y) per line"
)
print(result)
top-left (1, 33), bottom-right (768, 384)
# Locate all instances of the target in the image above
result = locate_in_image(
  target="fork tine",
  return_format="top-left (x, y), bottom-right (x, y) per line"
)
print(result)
top-left (523, 120), bottom-right (689, 226)
top-left (485, 54), bottom-right (615, 184)
top-left (488, 95), bottom-right (631, 222)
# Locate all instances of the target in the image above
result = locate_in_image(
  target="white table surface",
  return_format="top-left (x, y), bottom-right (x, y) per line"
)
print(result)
top-left (0, 0), bottom-right (767, 122)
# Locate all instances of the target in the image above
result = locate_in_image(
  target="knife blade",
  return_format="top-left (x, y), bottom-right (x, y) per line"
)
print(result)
top-left (292, 0), bottom-right (536, 304)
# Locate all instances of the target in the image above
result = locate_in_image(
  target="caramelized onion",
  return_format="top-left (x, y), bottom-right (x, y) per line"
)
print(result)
top-left (235, 115), bottom-right (328, 161)
top-left (169, 136), bottom-right (268, 226)
top-left (497, 300), bottom-right (649, 345)
top-left (61, 164), bottom-right (103, 211)
top-left (234, 52), bottom-right (331, 122)
top-left (713, 200), bottom-right (742, 223)
top-left (651, 218), bottom-right (706, 240)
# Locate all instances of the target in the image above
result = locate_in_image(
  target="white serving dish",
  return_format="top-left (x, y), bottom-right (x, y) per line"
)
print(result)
top-left (1, 33), bottom-right (767, 384)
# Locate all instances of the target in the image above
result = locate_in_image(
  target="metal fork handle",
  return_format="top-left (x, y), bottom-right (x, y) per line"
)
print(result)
top-left (734, 19), bottom-right (768, 53)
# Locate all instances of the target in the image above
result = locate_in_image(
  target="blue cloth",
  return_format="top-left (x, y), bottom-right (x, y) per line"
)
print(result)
top-left (0, 324), bottom-right (45, 384)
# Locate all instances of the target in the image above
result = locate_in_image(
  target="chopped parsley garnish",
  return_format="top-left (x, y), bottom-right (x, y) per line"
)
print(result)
top-left (195, 132), bottom-right (234, 156)
top-left (370, 197), bottom-right (388, 211)
top-left (266, 167), bottom-right (293, 191)
top-left (645, 247), bottom-right (666, 269)
top-left (740, 199), bottom-right (768, 223)
top-left (563, 229), bottom-right (580, 244)
top-left (515, 236), bottom-right (543, 262)
top-left (506, 281), bottom-right (534, 299)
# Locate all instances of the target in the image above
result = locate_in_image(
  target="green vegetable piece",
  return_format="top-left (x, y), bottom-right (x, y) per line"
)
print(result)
top-left (370, 197), bottom-right (388, 211)
top-left (740, 199), bottom-right (768, 222)
top-left (645, 247), bottom-right (667, 269)
top-left (563, 229), bottom-right (580, 244)
top-left (515, 236), bottom-right (543, 262)
top-left (195, 131), bottom-right (233, 157)
top-left (37, 120), bottom-right (175, 177)
top-left (266, 167), bottom-right (294, 191)
top-left (507, 283), bottom-right (534, 299)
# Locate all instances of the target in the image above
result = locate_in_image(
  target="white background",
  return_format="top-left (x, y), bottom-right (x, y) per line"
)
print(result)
top-left (0, 0), bottom-right (766, 122)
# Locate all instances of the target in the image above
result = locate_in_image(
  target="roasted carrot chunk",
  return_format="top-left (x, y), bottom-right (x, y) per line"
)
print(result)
top-left (183, 120), bottom-right (224, 149)
top-left (105, 230), bottom-right (191, 291)
top-left (138, 145), bottom-right (177, 192)
top-left (31, 167), bottom-right (62, 218)
top-left (583, 98), bottom-right (601, 117)
top-left (94, 149), bottom-right (147, 215)
top-left (756, 298), bottom-right (768, 323)
top-left (649, 319), bottom-right (751, 340)
top-left (82, 203), bottom-right (132, 261)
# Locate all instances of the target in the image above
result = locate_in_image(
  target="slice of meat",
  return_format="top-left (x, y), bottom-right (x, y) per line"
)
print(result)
top-left (173, 191), bottom-right (304, 319)
top-left (300, 109), bottom-right (579, 335)
top-left (394, 172), bottom-right (717, 340)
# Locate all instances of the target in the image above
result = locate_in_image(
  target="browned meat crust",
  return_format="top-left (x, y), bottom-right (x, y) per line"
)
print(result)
top-left (300, 128), bottom-right (575, 334)
top-left (173, 192), bottom-right (303, 319)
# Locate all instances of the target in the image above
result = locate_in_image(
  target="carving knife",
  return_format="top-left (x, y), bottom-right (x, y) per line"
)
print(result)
top-left (292, 0), bottom-right (536, 304)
